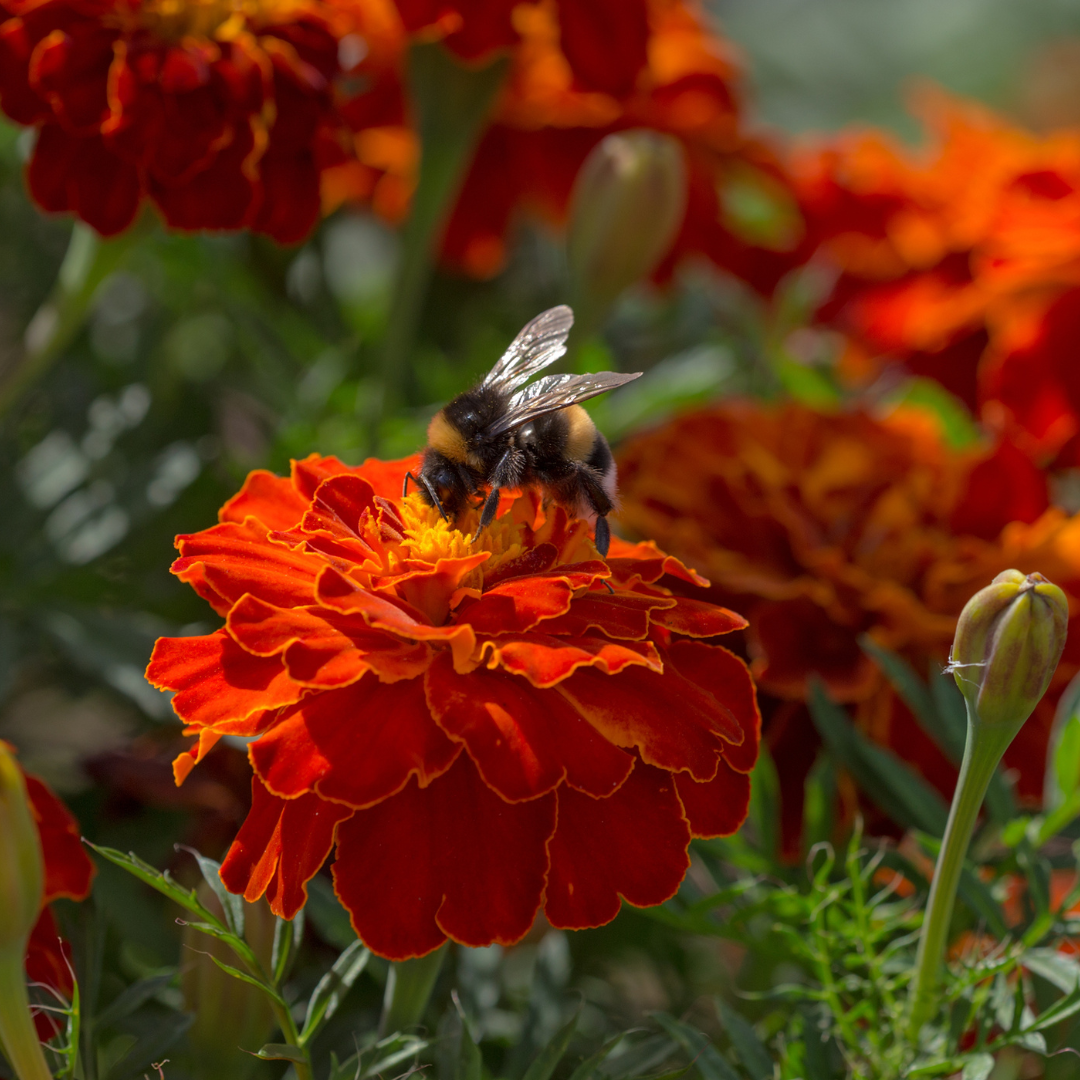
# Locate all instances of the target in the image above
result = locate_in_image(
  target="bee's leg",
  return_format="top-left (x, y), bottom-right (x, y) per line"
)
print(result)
top-left (476, 486), bottom-right (501, 538)
top-left (402, 471), bottom-right (414, 497)
top-left (594, 515), bottom-right (611, 558)
top-left (406, 471), bottom-right (448, 520)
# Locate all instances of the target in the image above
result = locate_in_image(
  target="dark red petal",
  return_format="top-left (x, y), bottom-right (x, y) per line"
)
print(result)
top-left (332, 754), bottom-right (556, 959)
top-left (250, 676), bottom-right (460, 807)
top-left (24, 773), bottom-right (94, 903)
top-left (557, 664), bottom-right (735, 781)
top-left (483, 633), bottom-right (662, 687)
top-left (220, 777), bottom-right (352, 919)
top-left (557, 0), bottom-right (648, 97)
top-left (219, 468), bottom-right (309, 529)
top-left (147, 630), bottom-right (304, 730)
top-left (291, 453), bottom-right (354, 500)
top-left (25, 907), bottom-right (73, 1037)
top-left (172, 518), bottom-right (320, 614)
top-left (425, 652), bottom-right (633, 801)
top-left (674, 758), bottom-right (751, 839)
top-left (251, 148), bottom-right (321, 244)
top-left (545, 762), bottom-right (691, 929)
top-left (651, 597), bottom-right (748, 637)
top-left (667, 639), bottom-right (761, 773)
top-left (456, 575), bottom-right (576, 634)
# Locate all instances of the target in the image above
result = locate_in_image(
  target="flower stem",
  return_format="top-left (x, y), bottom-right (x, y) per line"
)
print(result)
top-left (907, 703), bottom-right (1018, 1039)
top-left (379, 944), bottom-right (448, 1036)
top-left (0, 222), bottom-right (139, 418)
top-left (0, 944), bottom-right (52, 1080)
top-left (373, 43), bottom-right (506, 449)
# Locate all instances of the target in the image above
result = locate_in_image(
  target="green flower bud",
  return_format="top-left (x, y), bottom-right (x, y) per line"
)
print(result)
top-left (0, 743), bottom-right (44, 953)
top-left (950, 570), bottom-right (1069, 728)
top-left (567, 130), bottom-right (687, 334)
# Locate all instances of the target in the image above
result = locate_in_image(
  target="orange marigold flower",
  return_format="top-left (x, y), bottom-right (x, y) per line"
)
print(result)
top-left (146, 453), bottom-right (760, 959)
top-left (2, 744), bottom-right (96, 1036)
top-left (791, 89), bottom-right (1080, 461)
top-left (616, 402), bottom-right (1080, 849)
top-left (0, 0), bottom-right (397, 240)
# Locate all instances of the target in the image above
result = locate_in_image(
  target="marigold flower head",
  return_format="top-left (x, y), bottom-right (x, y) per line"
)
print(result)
top-left (0, 0), bottom-right (397, 240)
top-left (0, 743), bottom-right (95, 1036)
top-left (146, 453), bottom-right (760, 959)
top-left (791, 89), bottom-right (1080, 461)
top-left (616, 402), bottom-right (1080, 847)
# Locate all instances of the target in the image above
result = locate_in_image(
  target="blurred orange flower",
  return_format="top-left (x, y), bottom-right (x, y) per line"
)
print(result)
top-left (4, 746), bottom-right (96, 1036)
top-left (616, 402), bottom-right (1080, 850)
top-left (792, 90), bottom-right (1080, 463)
top-left (0, 0), bottom-right (395, 240)
top-left (330, 0), bottom-right (797, 283)
top-left (146, 453), bottom-right (759, 959)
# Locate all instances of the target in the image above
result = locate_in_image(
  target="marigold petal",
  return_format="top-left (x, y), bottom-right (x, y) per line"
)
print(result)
top-left (557, 0), bottom-right (648, 97)
top-left (456, 575), bottom-right (575, 633)
top-left (26, 908), bottom-right (74, 1037)
top-left (302, 474), bottom-right (378, 544)
top-left (147, 630), bottom-right (304, 730)
top-left (220, 778), bottom-right (352, 919)
top-left (556, 662), bottom-right (738, 781)
top-left (483, 633), bottom-right (662, 687)
top-left (545, 763), bottom-right (691, 930)
top-left (291, 453), bottom-right (354, 500)
top-left (332, 754), bottom-right (556, 959)
top-left (250, 676), bottom-right (459, 807)
top-left (425, 653), bottom-right (633, 801)
top-left (652, 597), bottom-right (748, 637)
top-left (673, 758), bottom-right (751, 838)
top-left (219, 469), bottom-right (308, 529)
top-left (24, 773), bottom-right (94, 903)
top-left (540, 591), bottom-right (677, 640)
top-left (606, 538), bottom-right (708, 588)
top-left (173, 518), bottom-right (320, 614)
top-left (667, 639), bottom-right (761, 773)
top-left (172, 728), bottom-right (223, 786)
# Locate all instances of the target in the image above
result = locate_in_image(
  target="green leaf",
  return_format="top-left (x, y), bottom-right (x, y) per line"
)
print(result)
top-left (105, 1011), bottom-right (193, 1080)
top-left (807, 680), bottom-right (949, 836)
top-left (453, 992), bottom-right (483, 1080)
top-left (205, 954), bottom-right (285, 1007)
top-left (1046, 673), bottom-right (1080, 811)
top-left (715, 1001), bottom-right (772, 1080)
top-left (521, 1010), bottom-right (579, 1080)
top-left (94, 973), bottom-right (175, 1031)
top-left (860, 638), bottom-right (941, 746)
top-left (960, 1053), bottom-right (995, 1080)
top-left (176, 845), bottom-right (245, 938)
top-left (300, 939), bottom-right (371, 1046)
top-left (652, 1013), bottom-right (739, 1080)
top-left (305, 874), bottom-right (358, 950)
top-left (748, 743), bottom-right (780, 865)
top-left (1023, 949), bottom-right (1080, 994)
top-left (1021, 984), bottom-right (1080, 1032)
top-left (802, 754), bottom-right (836, 857)
top-left (255, 1043), bottom-right (308, 1063)
top-left (84, 843), bottom-right (222, 929)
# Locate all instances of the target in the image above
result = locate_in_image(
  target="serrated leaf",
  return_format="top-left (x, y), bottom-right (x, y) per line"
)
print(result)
top-left (85, 842), bottom-right (220, 928)
top-left (808, 681), bottom-right (949, 836)
top-left (715, 1001), bottom-right (772, 1080)
top-left (521, 1010), bottom-right (578, 1080)
top-left (177, 845), bottom-right (244, 937)
top-left (256, 1043), bottom-right (308, 1063)
top-left (652, 1013), bottom-right (739, 1080)
top-left (300, 939), bottom-right (370, 1045)
top-left (960, 1053), bottom-right (994, 1080)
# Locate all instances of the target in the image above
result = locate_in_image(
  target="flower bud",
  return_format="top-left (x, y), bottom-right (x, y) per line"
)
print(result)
top-left (0, 743), bottom-right (44, 953)
top-left (567, 130), bottom-right (687, 332)
top-left (950, 570), bottom-right (1069, 728)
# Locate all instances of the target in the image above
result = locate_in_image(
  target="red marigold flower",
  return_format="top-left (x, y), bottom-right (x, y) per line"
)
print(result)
top-left (616, 401), bottom-right (1080, 851)
top-left (1, 744), bottom-right (96, 1036)
top-left (0, 0), bottom-right (395, 241)
top-left (330, 0), bottom-right (798, 285)
top-left (790, 89), bottom-right (1080, 462)
top-left (146, 453), bottom-right (759, 959)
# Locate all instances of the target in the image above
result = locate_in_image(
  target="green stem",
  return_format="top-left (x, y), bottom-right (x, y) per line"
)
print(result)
top-left (266, 997), bottom-right (312, 1080)
top-left (0, 944), bottom-right (52, 1080)
top-left (0, 223), bottom-right (138, 418)
top-left (907, 703), bottom-right (1020, 1038)
top-left (379, 945), bottom-right (447, 1036)
top-left (373, 43), bottom-right (507, 448)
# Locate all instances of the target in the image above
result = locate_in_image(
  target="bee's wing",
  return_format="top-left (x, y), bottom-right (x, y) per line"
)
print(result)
top-left (481, 305), bottom-right (575, 394)
top-left (487, 371), bottom-right (642, 437)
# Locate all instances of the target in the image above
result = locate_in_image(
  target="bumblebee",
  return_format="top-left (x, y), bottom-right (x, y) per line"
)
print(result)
top-left (405, 305), bottom-right (640, 557)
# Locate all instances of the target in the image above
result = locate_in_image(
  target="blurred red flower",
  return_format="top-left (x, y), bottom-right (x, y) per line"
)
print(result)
top-left (329, 0), bottom-right (798, 284)
top-left (4, 746), bottom-right (96, 1036)
top-left (616, 402), bottom-right (1080, 851)
top-left (0, 0), bottom-right (394, 241)
top-left (792, 90), bottom-right (1080, 463)
top-left (146, 454), bottom-right (760, 959)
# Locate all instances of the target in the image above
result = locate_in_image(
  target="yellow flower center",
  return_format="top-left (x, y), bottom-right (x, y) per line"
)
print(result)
top-left (398, 494), bottom-right (529, 583)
